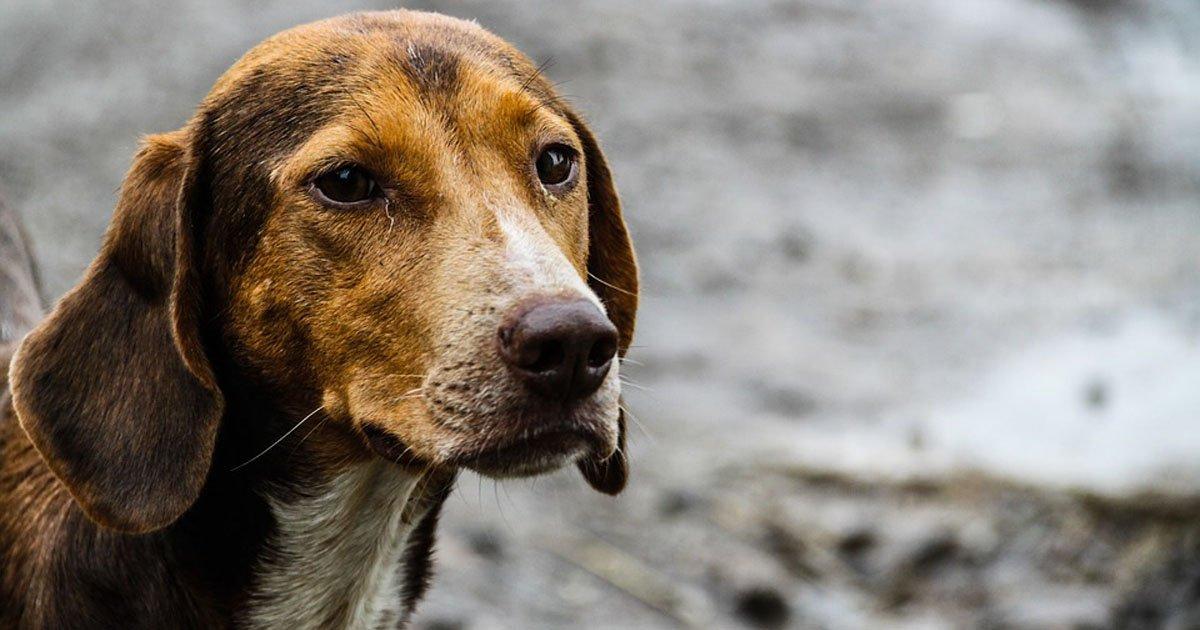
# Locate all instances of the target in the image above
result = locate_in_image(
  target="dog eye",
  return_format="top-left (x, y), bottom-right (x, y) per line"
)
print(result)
top-left (535, 144), bottom-right (578, 190)
top-left (312, 166), bottom-right (379, 204)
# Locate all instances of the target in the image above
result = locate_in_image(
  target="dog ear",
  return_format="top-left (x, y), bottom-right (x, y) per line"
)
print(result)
top-left (566, 110), bottom-right (639, 495)
top-left (9, 129), bottom-right (223, 533)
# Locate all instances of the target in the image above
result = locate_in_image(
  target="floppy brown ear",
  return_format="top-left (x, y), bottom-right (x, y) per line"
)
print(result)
top-left (9, 130), bottom-right (223, 533)
top-left (567, 111), bottom-right (639, 495)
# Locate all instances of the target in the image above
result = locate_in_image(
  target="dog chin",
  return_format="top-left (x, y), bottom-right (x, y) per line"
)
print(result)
top-left (458, 423), bottom-right (609, 478)
top-left (466, 446), bottom-right (588, 478)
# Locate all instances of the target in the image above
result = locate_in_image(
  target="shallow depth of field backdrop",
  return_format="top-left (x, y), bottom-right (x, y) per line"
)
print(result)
top-left (3, 1), bottom-right (1200, 628)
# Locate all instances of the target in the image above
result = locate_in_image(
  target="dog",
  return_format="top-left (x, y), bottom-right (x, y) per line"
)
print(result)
top-left (0, 10), bottom-right (638, 629)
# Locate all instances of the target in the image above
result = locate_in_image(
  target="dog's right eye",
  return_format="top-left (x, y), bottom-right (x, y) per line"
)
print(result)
top-left (312, 166), bottom-right (379, 205)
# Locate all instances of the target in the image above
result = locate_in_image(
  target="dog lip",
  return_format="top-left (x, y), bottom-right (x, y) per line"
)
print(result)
top-left (455, 425), bottom-right (600, 477)
top-left (361, 421), bottom-right (428, 469)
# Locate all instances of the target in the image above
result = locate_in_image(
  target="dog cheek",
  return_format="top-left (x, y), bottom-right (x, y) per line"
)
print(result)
top-left (344, 375), bottom-right (443, 457)
top-left (227, 281), bottom-right (314, 386)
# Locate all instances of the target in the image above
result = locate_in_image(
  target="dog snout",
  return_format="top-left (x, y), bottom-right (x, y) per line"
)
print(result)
top-left (497, 298), bottom-right (618, 402)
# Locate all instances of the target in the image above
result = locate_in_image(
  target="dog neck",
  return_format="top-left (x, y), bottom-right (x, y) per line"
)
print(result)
top-left (0, 350), bottom-right (453, 627)
top-left (244, 458), bottom-right (439, 629)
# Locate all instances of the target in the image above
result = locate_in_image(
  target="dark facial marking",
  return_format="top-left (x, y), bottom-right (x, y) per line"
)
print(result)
top-left (396, 42), bottom-right (460, 96)
top-left (397, 473), bottom-right (455, 626)
top-left (361, 422), bottom-right (428, 469)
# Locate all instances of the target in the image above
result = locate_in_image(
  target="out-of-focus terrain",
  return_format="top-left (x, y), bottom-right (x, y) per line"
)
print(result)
top-left (3, 1), bottom-right (1199, 627)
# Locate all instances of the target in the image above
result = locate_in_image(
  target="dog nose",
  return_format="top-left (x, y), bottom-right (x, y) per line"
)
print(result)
top-left (498, 299), bottom-right (619, 402)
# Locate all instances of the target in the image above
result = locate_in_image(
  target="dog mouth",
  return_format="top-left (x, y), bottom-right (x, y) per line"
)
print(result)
top-left (454, 425), bottom-right (600, 478)
top-left (360, 412), bottom-right (614, 478)
top-left (356, 351), bottom-right (621, 477)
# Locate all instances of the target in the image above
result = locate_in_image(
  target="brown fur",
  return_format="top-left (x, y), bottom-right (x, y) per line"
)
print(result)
top-left (0, 10), bottom-right (637, 628)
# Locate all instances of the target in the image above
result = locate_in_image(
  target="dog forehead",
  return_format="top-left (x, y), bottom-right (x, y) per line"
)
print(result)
top-left (198, 10), bottom-right (550, 161)
top-left (210, 11), bottom-right (528, 102)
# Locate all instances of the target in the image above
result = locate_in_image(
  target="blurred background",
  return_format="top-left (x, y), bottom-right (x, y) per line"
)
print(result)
top-left (3, 0), bottom-right (1200, 627)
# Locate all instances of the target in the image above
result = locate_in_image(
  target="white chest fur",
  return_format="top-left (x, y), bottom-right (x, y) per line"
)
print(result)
top-left (245, 461), bottom-right (425, 630)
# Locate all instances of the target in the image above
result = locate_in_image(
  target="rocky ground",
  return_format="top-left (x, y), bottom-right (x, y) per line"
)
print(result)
top-left (3, 0), bottom-right (1200, 628)
top-left (420, 463), bottom-right (1200, 629)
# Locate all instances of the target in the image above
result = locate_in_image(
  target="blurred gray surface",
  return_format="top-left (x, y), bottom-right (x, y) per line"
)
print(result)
top-left (3, 1), bottom-right (1200, 628)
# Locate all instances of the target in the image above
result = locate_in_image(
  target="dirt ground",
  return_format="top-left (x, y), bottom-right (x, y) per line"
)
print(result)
top-left (3, 1), bottom-right (1200, 628)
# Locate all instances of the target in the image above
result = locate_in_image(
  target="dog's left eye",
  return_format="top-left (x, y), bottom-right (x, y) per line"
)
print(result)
top-left (312, 166), bottom-right (379, 205)
top-left (535, 144), bottom-right (578, 190)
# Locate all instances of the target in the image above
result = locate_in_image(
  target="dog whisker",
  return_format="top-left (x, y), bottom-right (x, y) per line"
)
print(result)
top-left (620, 403), bottom-right (656, 445)
top-left (518, 56), bottom-right (555, 94)
top-left (231, 405), bottom-right (324, 471)
top-left (618, 377), bottom-right (652, 393)
top-left (340, 84), bottom-right (386, 154)
top-left (396, 385), bottom-right (426, 402)
top-left (290, 412), bottom-right (331, 455)
top-left (492, 479), bottom-right (515, 535)
top-left (586, 271), bottom-right (637, 297)
top-left (391, 443), bottom-right (415, 465)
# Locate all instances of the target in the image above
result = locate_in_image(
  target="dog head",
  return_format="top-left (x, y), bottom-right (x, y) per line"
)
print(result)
top-left (9, 11), bottom-right (638, 533)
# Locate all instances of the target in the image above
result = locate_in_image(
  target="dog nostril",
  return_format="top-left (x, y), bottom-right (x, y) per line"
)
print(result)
top-left (527, 340), bottom-right (565, 373)
top-left (587, 335), bottom-right (617, 369)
